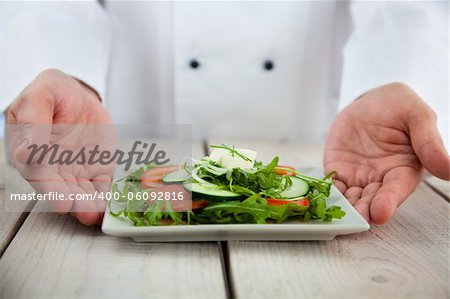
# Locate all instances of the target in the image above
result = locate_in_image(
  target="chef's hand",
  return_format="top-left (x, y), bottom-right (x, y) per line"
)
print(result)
top-left (324, 82), bottom-right (450, 224)
top-left (6, 69), bottom-right (113, 226)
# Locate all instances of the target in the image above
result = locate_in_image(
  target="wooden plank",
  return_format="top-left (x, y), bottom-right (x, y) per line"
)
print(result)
top-left (0, 142), bottom-right (227, 299)
top-left (0, 140), bottom-right (4, 188)
top-left (0, 211), bottom-right (226, 299)
top-left (425, 175), bottom-right (450, 201)
top-left (208, 140), bottom-right (449, 299)
top-left (0, 140), bottom-right (35, 256)
top-left (0, 207), bottom-right (29, 257)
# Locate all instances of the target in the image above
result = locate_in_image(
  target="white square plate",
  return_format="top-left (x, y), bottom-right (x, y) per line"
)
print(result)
top-left (102, 168), bottom-right (370, 242)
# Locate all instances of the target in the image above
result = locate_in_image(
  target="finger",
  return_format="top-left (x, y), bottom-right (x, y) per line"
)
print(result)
top-left (354, 182), bottom-right (381, 222)
top-left (60, 172), bottom-right (101, 216)
top-left (78, 178), bottom-right (105, 214)
top-left (96, 212), bottom-right (105, 226)
top-left (71, 200), bottom-right (101, 226)
top-left (92, 175), bottom-right (112, 213)
top-left (92, 175), bottom-right (112, 193)
top-left (370, 167), bottom-right (421, 225)
top-left (85, 178), bottom-right (106, 214)
top-left (96, 198), bottom-right (107, 215)
top-left (409, 107), bottom-right (450, 180)
top-left (68, 178), bottom-right (101, 226)
top-left (78, 178), bottom-right (96, 193)
top-left (333, 179), bottom-right (347, 194)
top-left (61, 172), bottom-right (95, 216)
top-left (6, 93), bottom-right (53, 125)
top-left (27, 169), bottom-right (73, 214)
top-left (60, 172), bottom-right (82, 193)
top-left (344, 186), bottom-right (363, 205)
top-left (64, 175), bottom-right (103, 225)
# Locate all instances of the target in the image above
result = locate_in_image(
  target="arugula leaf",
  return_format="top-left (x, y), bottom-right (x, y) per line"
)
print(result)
top-left (264, 156), bottom-right (279, 173)
top-left (196, 194), bottom-right (274, 224)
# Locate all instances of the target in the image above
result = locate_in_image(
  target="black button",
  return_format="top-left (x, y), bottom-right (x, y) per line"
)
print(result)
top-left (189, 59), bottom-right (200, 69)
top-left (263, 60), bottom-right (274, 71)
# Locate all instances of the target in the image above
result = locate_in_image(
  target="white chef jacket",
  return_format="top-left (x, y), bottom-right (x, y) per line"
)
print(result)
top-left (0, 1), bottom-right (448, 145)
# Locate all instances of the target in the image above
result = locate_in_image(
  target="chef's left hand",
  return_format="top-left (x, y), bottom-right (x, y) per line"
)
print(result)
top-left (324, 82), bottom-right (450, 224)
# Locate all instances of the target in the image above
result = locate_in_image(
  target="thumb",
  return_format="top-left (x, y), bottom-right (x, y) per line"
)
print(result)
top-left (15, 126), bottom-right (52, 165)
top-left (409, 108), bottom-right (450, 180)
top-left (6, 97), bottom-right (53, 165)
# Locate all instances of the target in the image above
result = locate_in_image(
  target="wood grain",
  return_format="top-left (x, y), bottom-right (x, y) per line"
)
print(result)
top-left (0, 140), bottom-right (4, 188)
top-left (207, 140), bottom-right (450, 299)
top-left (0, 142), bottom-right (227, 299)
top-left (226, 184), bottom-right (449, 299)
top-left (0, 140), bottom-right (34, 256)
top-left (0, 207), bottom-right (29, 257)
top-left (425, 175), bottom-right (450, 201)
top-left (0, 209), bottom-right (226, 299)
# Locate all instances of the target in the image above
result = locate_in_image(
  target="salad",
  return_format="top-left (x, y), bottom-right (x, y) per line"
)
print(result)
top-left (110, 145), bottom-right (345, 226)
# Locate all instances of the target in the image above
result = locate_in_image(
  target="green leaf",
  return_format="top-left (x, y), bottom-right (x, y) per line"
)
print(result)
top-left (265, 156), bottom-right (279, 173)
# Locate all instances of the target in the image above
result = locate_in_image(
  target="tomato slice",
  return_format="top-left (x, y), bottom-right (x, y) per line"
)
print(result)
top-left (168, 198), bottom-right (207, 212)
top-left (266, 198), bottom-right (309, 207)
top-left (146, 183), bottom-right (190, 211)
top-left (141, 165), bottom-right (179, 188)
top-left (145, 182), bottom-right (208, 212)
top-left (274, 165), bottom-right (296, 176)
top-left (191, 199), bottom-right (208, 210)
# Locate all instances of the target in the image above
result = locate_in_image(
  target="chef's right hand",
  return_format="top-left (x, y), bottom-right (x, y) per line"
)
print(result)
top-left (6, 69), bottom-right (113, 225)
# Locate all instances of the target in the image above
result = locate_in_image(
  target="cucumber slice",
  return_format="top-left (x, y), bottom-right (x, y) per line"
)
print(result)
top-left (162, 169), bottom-right (191, 183)
top-left (279, 177), bottom-right (309, 199)
top-left (183, 182), bottom-right (242, 201)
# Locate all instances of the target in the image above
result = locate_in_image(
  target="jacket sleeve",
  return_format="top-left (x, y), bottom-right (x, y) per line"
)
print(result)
top-left (339, 1), bottom-right (448, 146)
top-left (0, 1), bottom-right (112, 111)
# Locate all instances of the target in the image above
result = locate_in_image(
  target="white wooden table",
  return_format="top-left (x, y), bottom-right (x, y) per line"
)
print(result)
top-left (0, 140), bottom-right (449, 299)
